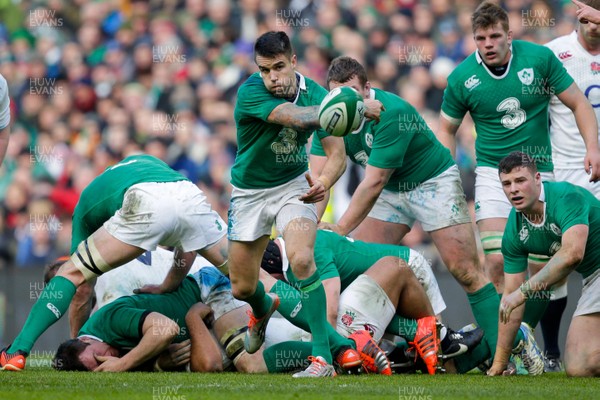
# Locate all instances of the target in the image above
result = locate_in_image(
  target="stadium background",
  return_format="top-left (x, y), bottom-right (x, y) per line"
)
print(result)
top-left (0, 0), bottom-right (584, 354)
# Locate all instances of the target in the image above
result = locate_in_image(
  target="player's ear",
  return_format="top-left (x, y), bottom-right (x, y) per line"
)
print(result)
top-left (290, 54), bottom-right (297, 68)
top-left (507, 29), bottom-right (513, 43)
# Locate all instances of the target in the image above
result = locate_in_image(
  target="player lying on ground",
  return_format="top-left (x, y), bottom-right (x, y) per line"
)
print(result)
top-left (1, 155), bottom-right (229, 371)
top-left (487, 152), bottom-right (600, 377)
top-left (52, 265), bottom-right (388, 374)
top-left (259, 232), bottom-right (484, 374)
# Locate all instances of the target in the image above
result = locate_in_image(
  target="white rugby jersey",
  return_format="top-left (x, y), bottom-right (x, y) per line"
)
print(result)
top-left (546, 31), bottom-right (600, 168)
top-left (0, 73), bottom-right (10, 130)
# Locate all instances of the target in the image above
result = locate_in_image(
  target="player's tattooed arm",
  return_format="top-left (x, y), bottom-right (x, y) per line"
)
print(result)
top-left (267, 103), bottom-right (321, 130)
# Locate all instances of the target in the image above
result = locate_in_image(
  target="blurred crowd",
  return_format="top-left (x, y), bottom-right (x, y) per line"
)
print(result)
top-left (0, 0), bottom-right (581, 270)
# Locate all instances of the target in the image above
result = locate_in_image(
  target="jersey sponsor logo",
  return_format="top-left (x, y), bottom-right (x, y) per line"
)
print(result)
top-left (592, 62), bottom-right (600, 75)
top-left (550, 241), bottom-right (562, 255)
top-left (271, 127), bottom-right (298, 155)
top-left (353, 150), bottom-right (369, 166)
top-left (341, 310), bottom-right (356, 327)
top-left (464, 75), bottom-right (481, 91)
top-left (47, 303), bottom-right (61, 319)
top-left (519, 225), bottom-right (530, 243)
top-left (584, 85), bottom-right (600, 108)
top-left (290, 301), bottom-right (302, 318)
top-left (365, 132), bottom-right (373, 148)
top-left (558, 51), bottom-right (572, 61)
top-left (517, 68), bottom-right (534, 85)
top-left (549, 223), bottom-right (562, 236)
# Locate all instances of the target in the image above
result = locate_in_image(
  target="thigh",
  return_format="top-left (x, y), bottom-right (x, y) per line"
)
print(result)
top-left (227, 186), bottom-right (275, 242)
top-left (351, 216), bottom-right (411, 244)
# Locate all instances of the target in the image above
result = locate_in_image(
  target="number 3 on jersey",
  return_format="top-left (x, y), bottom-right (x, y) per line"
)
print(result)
top-left (497, 97), bottom-right (527, 129)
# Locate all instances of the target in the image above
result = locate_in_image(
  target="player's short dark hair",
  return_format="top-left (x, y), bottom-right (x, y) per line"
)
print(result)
top-left (43, 256), bottom-right (69, 284)
top-left (53, 339), bottom-right (91, 371)
top-left (254, 31), bottom-right (293, 61)
top-left (326, 56), bottom-right (368, 90)
top-left (498, 151), bottom-right (538, 175)
top-left (472, 1), bottom-right (509, 33)
top-left (261, 240), bottom-right (283, 275)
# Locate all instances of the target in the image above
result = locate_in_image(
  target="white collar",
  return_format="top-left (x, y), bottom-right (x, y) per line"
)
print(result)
top-left (292, 72), bottom-right (306, 104)
top-left (475, 44), bottom-right (513, 79)
top-left (78, 334), bottom-right (104, 342)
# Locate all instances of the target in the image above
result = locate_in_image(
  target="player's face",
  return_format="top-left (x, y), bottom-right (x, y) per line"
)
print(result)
top-left (255, 53), bottom-right (297, 98)
top-left (329, 76), bottom-right (370, 98)
top-left (579, 20), bottom-right (600, 47)
top-left (499, 166), bottom-right (541, 212)
top-left (474, 22), bottom-right (513, 67)
top-left (78, 339), bottom-right (120, 371)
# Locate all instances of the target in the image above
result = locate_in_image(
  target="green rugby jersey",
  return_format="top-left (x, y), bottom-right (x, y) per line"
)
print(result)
top-left (311, 88), bottom-right (454, 192)
top-left (78, 276), bottom-right (201, 349)
top-left (442, 40), bottom-right (573, 171)
top-left (503, 181), bottom-right (600, 279)
top-left (71, 155), bottom-right (188, 253)
top-left (308, 230), bottom-right (411, 291)
top-left (231, 72), bottom-right (329, 189)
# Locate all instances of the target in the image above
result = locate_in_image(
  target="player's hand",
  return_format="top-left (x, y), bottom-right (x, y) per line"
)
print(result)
top-left (134, 284), bottom-right (165, 295)
top-left (299, 172), bottom-right (326, 204)
top-left (584, 149), bottom-right (600, 182)
top-left (572, 0), bottom-right (600, 24)
top-left (499, 290), bottom-right (525, 324)
top-left (94, 355), bottom-right (126, 372)
top-left (486, 362), bottom-right (515, 376)
top-left (364, 99), bottom-right (385, 123)
top-left (317, 222), bottom-right (345, 235)
top-left (157, 340), bottom-right (191, 369)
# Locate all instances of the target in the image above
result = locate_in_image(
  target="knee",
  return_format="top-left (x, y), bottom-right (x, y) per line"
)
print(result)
top-left (287, 250), bottom-right (314, 273)
top-left (565, 350), bottom-right (600, 377)
top-left (231, 281), bottom-right (255, 300)
top-left (446, 259), bottom-right (482, 290)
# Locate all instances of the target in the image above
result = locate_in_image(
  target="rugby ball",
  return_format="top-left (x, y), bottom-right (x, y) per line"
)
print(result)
top-left (318, 87), bottom-right (365, 137)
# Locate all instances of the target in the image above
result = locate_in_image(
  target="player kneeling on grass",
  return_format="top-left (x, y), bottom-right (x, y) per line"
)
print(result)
top-left (487, 152), bottom-right (600, 377)
top-left (259, 233), bottom-right (484, 375)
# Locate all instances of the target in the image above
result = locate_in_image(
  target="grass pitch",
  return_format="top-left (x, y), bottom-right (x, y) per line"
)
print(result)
top-left (1, 358), bottom-right (598, 400)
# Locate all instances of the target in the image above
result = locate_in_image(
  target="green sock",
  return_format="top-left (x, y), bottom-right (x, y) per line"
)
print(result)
top-left (263, 341), bottom-right (313, 373)
top-left (245, 281), bottom-right (273, 319)
top-left (522, 292), bottom-right (551, 329)
top-left (270, 280), bottom-right (353, 359)
top-left (9, 276), bottom-right (77, 354)
top-left (467, 283), bottom-right (500, 358)
top-left (287, 271), bottom-right (332, 364)
top-left (386, 315), bottom-right (418, 342)
top-left (453, 340), bottom-right (491, 374)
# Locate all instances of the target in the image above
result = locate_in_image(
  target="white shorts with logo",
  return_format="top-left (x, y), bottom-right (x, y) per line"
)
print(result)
top-left (228, 173), bottom-right (317, 241)
top-left (368, 165), bottom-right (471, 232)
top-left (336, 274), bottom-right (396, 342)
top-left (555, 167), bottom-right (600, 199)
top-left (574, 268), bottom-right (600, 317)
top-left (474, 166), bottom-right (555, 221)
top-left (104, 181), bottom-right (226, 252)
